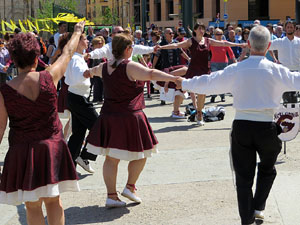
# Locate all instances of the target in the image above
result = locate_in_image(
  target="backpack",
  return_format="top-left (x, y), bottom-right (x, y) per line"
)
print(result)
top-left (185, 103), bottom-right (197, 122)
top-left (185, 104), bottom-right (225, 122)
top-left (203, 106), bottom-right (225, 122)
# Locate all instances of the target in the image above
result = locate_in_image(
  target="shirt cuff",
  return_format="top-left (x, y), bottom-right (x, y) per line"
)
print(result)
top-left (182, 79), bottom-right (189, 91)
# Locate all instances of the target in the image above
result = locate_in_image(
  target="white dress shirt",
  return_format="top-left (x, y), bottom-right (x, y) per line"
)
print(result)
top-left (182, 55), bottom-right (300, 122)
top-left (54, 32), bottom-right (62, 49)
top-left (269, 36), bottom-right (300, 71)
top-left (64, 52), bottom-right (90, 98)
top-left (89, 42), bottom-right (154, 61)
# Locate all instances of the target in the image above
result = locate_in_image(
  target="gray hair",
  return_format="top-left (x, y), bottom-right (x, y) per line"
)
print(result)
top-left (135, 30), bottom-right (142, 35)
top-left (248, 25), bottom-right (270, 53)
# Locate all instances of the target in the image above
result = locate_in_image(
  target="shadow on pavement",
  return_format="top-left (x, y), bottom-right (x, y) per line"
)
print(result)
top-left (203, 128), bottom-right (231, 131)
top-left (146, 103), bottom-right (172, 108)
top-left (78, 173), bottom-right (92, 180)
top-left (154, 124), bottom-right (199, 133)
top-left (64, 205), bottom-right (130, 224)
top-left (148, 116), bottom-right (181, 123)
top-left (217, 103), bottom-right (233, 107)
top-left (0, 161), bottom-right (3, 166)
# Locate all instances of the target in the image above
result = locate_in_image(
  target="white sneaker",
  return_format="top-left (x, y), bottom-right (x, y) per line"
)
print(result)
top-left (254, 210), bottom-right (264, 220)
top-left (105, 198), bottom-right (126, 208)
top-left (75, 157), bottom-right (95, 173)
top-left (171, 111), bottom-right (186, 119)
top-left (196, 118), bottom-right (205, 126)
top-left (121, 187), bottom-right (142, 203)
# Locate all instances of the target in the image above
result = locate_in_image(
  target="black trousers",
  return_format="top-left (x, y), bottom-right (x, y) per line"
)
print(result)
top-left (67, 92), bottom-right (98, 164)
top-left (231, 120), bottom-right (282, 225)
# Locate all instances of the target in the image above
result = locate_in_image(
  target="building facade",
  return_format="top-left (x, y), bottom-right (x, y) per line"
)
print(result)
top-left (87, 0), bottom-right (297, 30)
top-left (0, 0), bottom-right (87, 22)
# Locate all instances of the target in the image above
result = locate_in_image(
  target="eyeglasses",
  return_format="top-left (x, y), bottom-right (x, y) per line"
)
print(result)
top-left (215, 33), bottom-right (223, 36)
top-left (114, 30), bottom-right (124, 34)
top-left (167, 32), bottom-right (174, 35)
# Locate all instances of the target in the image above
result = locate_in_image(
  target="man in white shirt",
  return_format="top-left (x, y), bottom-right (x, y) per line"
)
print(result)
top-left (269, 21), bottom-right (300, 103)
top-left (85, 26), bottom-right (158, 61)
top-left (65, 34), bottom-right (98, 173)
top-left (54, 22), bottom-right (67, 48)
top-left (176, 25), bottom-right (300, 225)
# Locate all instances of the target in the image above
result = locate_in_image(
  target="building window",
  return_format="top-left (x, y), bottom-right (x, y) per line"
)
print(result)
top-left (88, 12), bottom-right (91, 19)
top-left (93, 6), bottom-right (96, 17)
top-left (155, 0), bottom-right (161, 21)
top-left (216, 0), bottom-right (220, 17)
top-left (88, 0), bottom-right (90, 4)
top-left (146, 0), bottom-right (150, 22)
top-left (248, 0), bottom-right (269, 20)
top-left (102, 6), bottom-right (108, 15)
top-left (167, 0), bottom-right (174, 20)
top-left (134, 1), bottom-right (141, 24)
top-left (193, 0), bottom-right (204, 18)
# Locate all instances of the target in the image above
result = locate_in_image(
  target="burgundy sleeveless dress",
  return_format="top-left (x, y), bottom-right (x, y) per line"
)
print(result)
top-left (86, 60), bottom-right (158, 161)
top-left (185, 37), bottom-right (211, 78)
top-left (157, 65), bottom-right (185, 89)
top-left (0, 71), bottom-right (79, 205)
top-left (57, 77), bottom-right (69, 113)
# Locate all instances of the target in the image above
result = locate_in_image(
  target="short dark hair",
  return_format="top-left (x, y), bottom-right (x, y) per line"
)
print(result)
top-left (8, 33), bottom-right (40, 69)
top-left (284, 20), bottom-right (296, 28)
top-left (193, 22), bottom-right (206, 37)
top-left (58, 21), bottom-right (67, 27)
top-left (14, 28), bottom-right (21, 34)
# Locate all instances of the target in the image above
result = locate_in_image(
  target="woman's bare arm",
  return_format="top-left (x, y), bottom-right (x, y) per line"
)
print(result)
top-left (126, 61), bottom-right (177, 83)
top-left (47, 21), bottom-right (85, 87)
top-left (160, 39), bottom-right (191, 50)
top-left (209, 38), bottom-right (247, 48)
top-left (169, 66), bottom-right (188, 77)
top-left (84, 63), bottom-right (104, 78)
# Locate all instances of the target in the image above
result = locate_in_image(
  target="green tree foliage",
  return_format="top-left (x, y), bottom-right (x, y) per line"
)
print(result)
top-left (37, 0), bottom-right (78, 19)
top-left (100, 7), bottom-right (119, 25)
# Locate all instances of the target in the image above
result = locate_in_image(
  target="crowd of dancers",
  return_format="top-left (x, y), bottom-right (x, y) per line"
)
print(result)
top-left (0, 19), bottom-right (300, 225)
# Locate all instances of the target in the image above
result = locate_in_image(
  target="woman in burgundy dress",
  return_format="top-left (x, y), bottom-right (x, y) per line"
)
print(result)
top-left (84, 33), bottom-right (178, 208)
top-left (0, 22), bottom-right (85, 225)
top-left (52, 32), bottom-right (73, 140)
top-left (160, 23), bottom-right (246, 125)
top-left (156, 65), bottom-right (188, 118)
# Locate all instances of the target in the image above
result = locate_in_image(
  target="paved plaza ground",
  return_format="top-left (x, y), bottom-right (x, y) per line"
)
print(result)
top-left (1, 94), bottom-right (300, 225)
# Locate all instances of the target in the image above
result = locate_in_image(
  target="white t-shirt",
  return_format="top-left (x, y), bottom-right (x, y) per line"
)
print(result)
top-left (269, 36), bottom-right (300, 71)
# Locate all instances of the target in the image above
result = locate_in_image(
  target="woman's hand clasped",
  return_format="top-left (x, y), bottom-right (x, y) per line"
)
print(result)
top-left (175, 77), bottom-right (185, 89)
top-left (83, 70), bottom-right (93, 78)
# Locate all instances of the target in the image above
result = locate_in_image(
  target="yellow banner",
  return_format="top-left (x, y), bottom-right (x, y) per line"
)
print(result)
top-left (0, 13), bottom-right (94, 34)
